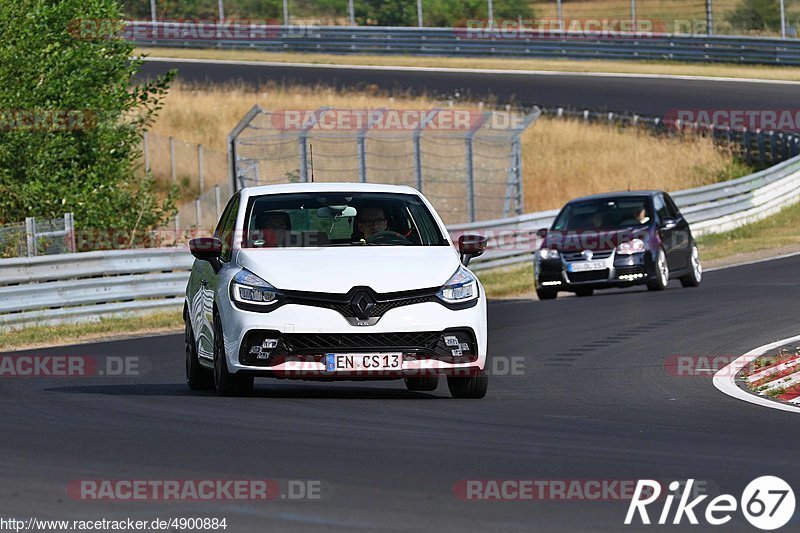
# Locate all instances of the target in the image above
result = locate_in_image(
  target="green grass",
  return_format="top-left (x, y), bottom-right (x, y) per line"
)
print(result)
top-left (696, 200), bottom-right (800, 261)
top-left (0, 310), bottom-right (183, 352)
top-left (478, 262), bottom-right (536, 298)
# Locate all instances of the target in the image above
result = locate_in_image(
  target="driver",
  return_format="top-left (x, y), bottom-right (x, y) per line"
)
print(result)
top-left (356, 206), bottom-right (388, 240)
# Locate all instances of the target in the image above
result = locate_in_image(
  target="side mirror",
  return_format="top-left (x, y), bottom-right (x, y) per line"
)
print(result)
top-left (536, 228), bottom-right (548, 238)
top-left (458, 234), bottom-right (487, 266)
top-left (189, 237), bottom-right (222, 261)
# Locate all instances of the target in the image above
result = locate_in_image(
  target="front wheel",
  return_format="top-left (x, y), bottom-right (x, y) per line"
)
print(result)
top-left (680, 243), bottom-right (702, 287)
top-left (185, 318), bottom-right (213, 390)
top-left (213, 316), bottom-right (254, 397)
top-left (447, 371), bottom-right (488, 399)
top-left (536, 288), bottom-right (557, 300)
top-left (647, 247), bottom-right (669, 291)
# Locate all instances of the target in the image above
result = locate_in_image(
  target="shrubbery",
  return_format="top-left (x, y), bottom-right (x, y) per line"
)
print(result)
top-left (0, 0), bottom-right (176, 247)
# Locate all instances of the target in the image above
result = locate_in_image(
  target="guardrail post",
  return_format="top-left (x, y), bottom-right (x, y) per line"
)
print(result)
top-left (64, 212), bottom-right (76, 253)
top-left (25, 217), bottom-right (35, 258)
top-left (197, 144), bottom-right (204, 193)
top-left (169, 136), bottom-right (176, 183)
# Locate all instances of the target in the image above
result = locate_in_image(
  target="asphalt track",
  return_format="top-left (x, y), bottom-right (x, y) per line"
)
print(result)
top-left (137, 58), bottom-right (800, 116)
top-left (3, 255), bottom-right (800, 532)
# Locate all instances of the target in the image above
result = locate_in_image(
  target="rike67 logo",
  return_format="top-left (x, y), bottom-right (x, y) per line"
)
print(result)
top-left (625, 477), bottom-right (795, 530)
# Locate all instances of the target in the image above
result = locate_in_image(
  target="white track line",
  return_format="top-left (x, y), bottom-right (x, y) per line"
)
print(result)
top-left (713, 334), bottom-right (800, 414)
top-left (139, 56), bottom-right (800, 86)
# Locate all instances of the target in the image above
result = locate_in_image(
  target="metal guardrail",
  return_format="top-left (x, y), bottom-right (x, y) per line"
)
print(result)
top-left (2, 151), bottom-right (800, 328)
top-left (129, 23), bottom-right (800, 65)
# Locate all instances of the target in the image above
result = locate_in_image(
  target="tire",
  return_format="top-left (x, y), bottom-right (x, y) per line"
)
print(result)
top-left (575, 288), bottom-right (594, 297)
top-left (213, 315), bottom-right (253, 397)
top-left (447, 370), bottom-right (488, 399)
top-left (680, 243), bottom-right (702, 288)
top-left (404, 375), bottom-right (439, 391)
top-left (536, 288), bottom-right (557, 300)
top-left (185, 318), bottom-right (213, 390)
top-left (647, 247), bottom-right (669, 291)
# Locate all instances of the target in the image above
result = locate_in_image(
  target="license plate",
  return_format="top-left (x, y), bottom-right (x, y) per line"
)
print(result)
top-left (568, 261), bottom-right (606, 272)
top-left (325, 353), bottom-right (402, 372)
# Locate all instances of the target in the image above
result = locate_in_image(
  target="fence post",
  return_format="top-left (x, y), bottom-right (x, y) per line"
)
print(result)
top-left (25, 217), bottom-right (35, 258)
top-left (706, 0), bottom-right (713, 35)
top-left (413, 131), bottom-right (423, 192)
top-left (169, 136), bottom-right (176, 183)
top-left (357, 132), bottom-right (367, 183)
top-left (195, 198), bottom-right (202, 227)
top-left (556, 0), bottom-right (563, 31)
top-left (465, 136), bottom-right (476, 223)
top-left (197, 144), bottom-right (205, 193)
top-left (780, 0), bottom-right (786, 38)
top-left (218, 0), bottom-right (224, 23)
top-left (298, 134), bottom-right (309, 182)
top-left (64, 212), bottom-right (76, 253)
top-left (283, 0), bottom-right (289, 24)
top-left (348, 0), bottom-right (355, 25)
top-left (143, 132), bottom-right (150, 174)
top-left (215, 184), bottom-right (221, 221)
top-left (630, 0), bottom-right (636, 31)
top-left (417, 0), bottom-right (423, 27)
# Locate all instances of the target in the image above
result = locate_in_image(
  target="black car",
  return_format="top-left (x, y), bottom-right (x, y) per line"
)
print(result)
top-left (534, 190), bottom-right (702, 300)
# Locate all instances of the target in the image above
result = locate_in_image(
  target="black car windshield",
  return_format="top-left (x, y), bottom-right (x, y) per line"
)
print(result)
top-left (552, 196), bottom-right (651, 231)
top-left (242, 192), bottom-right (449, 248)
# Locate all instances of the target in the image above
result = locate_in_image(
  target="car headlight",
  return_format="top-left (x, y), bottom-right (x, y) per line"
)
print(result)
top-left (437, 266), bottom-right (479, 304)
top-left (538, 248), bottom-right (560, 260)
top-left (230, 268), bottom-right (281, 306)
top-left (616, 239), bottom-right (646, 255)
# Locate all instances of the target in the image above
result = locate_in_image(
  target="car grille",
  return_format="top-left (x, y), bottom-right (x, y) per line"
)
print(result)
top-left (567, 269), bottom-right (609, 283)
top-left (561, 250), bottom-right (613, 262)
top-left (281, 287), bottom-right (439, 320)
top-left (239, 329), bottom-right (478, 366)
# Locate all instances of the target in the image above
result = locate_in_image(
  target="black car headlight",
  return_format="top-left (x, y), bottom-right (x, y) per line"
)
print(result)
top-left (436, 266), bottom-right (479, 304)
top-left (230, 268), bottom-right (281, 306)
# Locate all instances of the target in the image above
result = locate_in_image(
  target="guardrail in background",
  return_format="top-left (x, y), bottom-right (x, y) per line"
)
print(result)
top-left (129, 23), bottom-right (800, 65)
top-left (3, 150), bottom-right (800, 328)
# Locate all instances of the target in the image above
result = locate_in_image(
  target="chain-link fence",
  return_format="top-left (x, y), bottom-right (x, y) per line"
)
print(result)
top-left (228, 106), bottom-right (540, 225)
top-left (121, 0), bottom-right (800, 38)
top-left (0, 214), bottom-right (76, 259)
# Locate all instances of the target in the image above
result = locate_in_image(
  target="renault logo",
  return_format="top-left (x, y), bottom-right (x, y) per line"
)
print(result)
top-left (350, 290), bottom-right (376, 319)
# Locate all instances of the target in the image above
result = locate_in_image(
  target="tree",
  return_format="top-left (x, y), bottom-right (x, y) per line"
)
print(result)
top-left (0, 0), bottom-right (176, 247)
top-left (726, 0), bottom-right (782, 32)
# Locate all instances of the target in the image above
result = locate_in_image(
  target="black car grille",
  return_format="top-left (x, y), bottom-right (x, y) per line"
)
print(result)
top-left (281, 287), bottom-right (439, 320)
top-left (561, 250), bottom-right (613, 262)
top-left (239, 329), bottom-right (478, 367)
top-left (567, 269), bottom-right (609, 283)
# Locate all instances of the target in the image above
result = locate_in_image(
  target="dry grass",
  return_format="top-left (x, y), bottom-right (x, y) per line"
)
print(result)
top-left (149, 82), bottom-right (746, 213)
top-left (135, 47), bottom-right (800, 82)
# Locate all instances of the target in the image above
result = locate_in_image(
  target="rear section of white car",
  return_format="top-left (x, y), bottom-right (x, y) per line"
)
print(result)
top-left (184, 183), bottom-right (489, 398)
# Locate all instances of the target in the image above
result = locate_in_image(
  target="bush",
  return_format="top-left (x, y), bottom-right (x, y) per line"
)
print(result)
top-left (355, 0), bottom-right (533, 27)
top-left (0, 0), bottom-right (176, 247)
top-left (726, 0), bottom-right (782, 32)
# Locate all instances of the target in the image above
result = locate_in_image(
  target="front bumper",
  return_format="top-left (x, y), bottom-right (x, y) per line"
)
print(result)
top-left (535, 251), bottom-right (653, 290)
top-left (218, 293), bottom-right (488, 377)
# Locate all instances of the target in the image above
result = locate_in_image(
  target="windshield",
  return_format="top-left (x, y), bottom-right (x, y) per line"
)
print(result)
top-left (552, 196), bottom-right (652, 231)
top-left (242, 192), bottom-right (449, 248)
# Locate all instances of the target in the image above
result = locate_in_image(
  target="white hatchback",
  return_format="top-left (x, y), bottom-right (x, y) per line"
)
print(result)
top-left (184, 183), bottom-right (489, 398)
